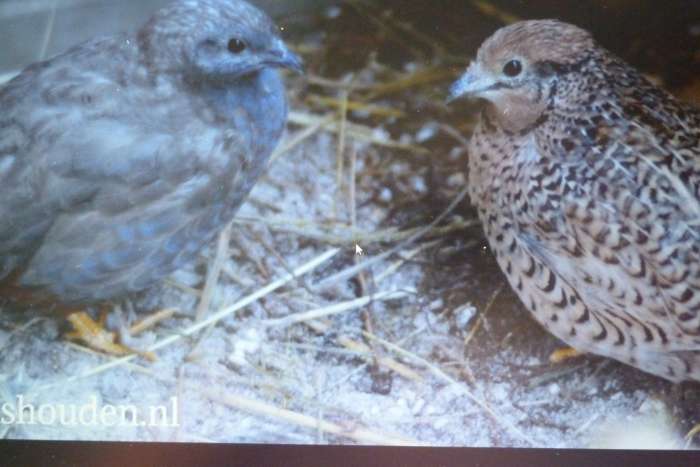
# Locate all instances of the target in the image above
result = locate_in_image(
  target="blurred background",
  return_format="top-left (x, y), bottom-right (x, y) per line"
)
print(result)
top-left (0, 0), bottom-right (334, 81)
top-left (3, 1), bottom-right (700, 96)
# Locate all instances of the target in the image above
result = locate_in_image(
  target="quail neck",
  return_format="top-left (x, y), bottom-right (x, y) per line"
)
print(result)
top-left (450, 19), bottom-right (700, 382)
top-left (205, 68), bottom-right (289, 162)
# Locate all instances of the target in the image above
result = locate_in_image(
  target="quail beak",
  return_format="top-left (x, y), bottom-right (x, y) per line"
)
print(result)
top-left (447, 62), bottom-right (494, 103)
top-left (270, 40), bottom-right (304, 73)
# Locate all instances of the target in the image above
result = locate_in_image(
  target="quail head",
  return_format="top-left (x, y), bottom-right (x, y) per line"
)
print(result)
top-left (0, 0), bottom-right (301, 306)
top-left (450, 19), bottom-right (700, 382)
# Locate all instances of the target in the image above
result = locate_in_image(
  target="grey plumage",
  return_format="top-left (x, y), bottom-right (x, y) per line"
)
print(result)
top-left (450, 19), bottom-right (700, 382)
top-left (0, 0), bottom-right (301, 304)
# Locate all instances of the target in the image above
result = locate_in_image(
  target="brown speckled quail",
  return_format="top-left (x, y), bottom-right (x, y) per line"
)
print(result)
top-left (449, 19), bottom-right (700, 382)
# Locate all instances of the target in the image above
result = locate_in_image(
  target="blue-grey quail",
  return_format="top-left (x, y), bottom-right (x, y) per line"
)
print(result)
top-left (0, 0), bottom-right (301, 345)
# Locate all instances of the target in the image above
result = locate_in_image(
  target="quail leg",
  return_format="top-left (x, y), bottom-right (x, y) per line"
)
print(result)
top-left (65, 309), bottom-right (155, 360)
top-left (549, 346), bottom-right (584, 364)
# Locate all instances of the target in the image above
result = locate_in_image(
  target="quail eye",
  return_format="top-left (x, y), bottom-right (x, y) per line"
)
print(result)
top-left (227, 38), bottom-right (246, 54)
top-left (502, 59), bottom-right (523, 77)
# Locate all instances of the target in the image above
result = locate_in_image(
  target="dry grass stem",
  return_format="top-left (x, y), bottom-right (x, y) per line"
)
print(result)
top-left (463, 285), bottom-right (503, 348)
top-left (307, 95), bottom-right (405, 118)
top-left (335, 85), bottom-right (351, 216)
top-left (0, 317), bottom-right (42, 352)
top-left (201, 387), bottom-right (422, 445)
top-left (306, 74), bottom-right (372, 90)
top-left (439, 123), bottom-right (471, 146)
top-left (129, 308), bottom-right (178, 336)
top-left (338, 335), bottom-right (422, 381)
top-left (349, 144), bottom-right (358, 234)
top-left (572, 413), bottom-right (602, 437)
top-left (195, 222), bottom-right (233, 321)
top-left (234, 216), bottom-right (476, 245)
top-left (163, 279), bottom-right (202, 297)
top-left (375, 240), bottom-right (442, 283)
top-left (303, 319), bottom-right (421, 381)
top-left (270, 113), bottom-right (335, 163)
top-left (685, 423), bottom-right (700, 446)
top-left (38, 0), bottom-right (57, 61)
top-left (263, 289), bottom-right (414, 327)
top-left (363, 67), bottom-right (459, 100)
top-left (220, 262), bottom-right (256, 288)
top-left (470, 0), bottom-right (521, 24)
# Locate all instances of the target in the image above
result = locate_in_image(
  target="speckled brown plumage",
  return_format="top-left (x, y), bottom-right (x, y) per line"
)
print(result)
top-left (450, 19), bottom-right (700, 382)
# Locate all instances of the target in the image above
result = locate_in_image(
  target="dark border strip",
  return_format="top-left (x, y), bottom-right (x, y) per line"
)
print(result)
top-left (1, 441), bottom-right (698, 467)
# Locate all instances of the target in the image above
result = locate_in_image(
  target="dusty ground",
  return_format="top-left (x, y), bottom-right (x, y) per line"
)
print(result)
top-left (1, 0), bottom-right (699, 448)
